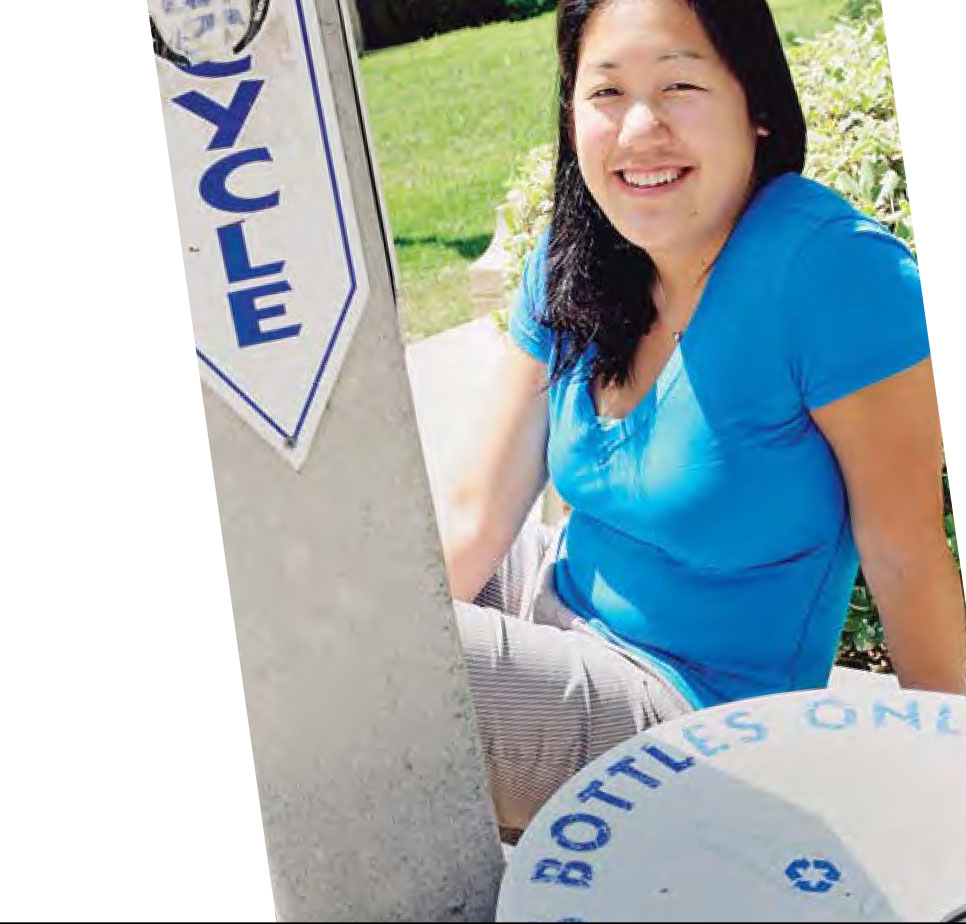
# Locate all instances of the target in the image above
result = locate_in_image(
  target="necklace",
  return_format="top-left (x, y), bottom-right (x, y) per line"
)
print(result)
top-left (654, 278), bottom-right (692, 345)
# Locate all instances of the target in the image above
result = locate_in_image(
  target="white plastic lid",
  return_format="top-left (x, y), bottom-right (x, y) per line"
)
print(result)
top-left (498, 684), bottom-right (966, 922)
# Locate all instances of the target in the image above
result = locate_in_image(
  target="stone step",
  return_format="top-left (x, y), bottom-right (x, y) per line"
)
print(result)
top-left (405, 317), bottom-right (509, 518)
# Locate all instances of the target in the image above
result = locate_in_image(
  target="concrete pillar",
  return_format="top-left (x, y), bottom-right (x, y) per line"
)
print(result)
top-left (339, 0), bottom-right (366, 52)
top-left (148, 0), bottom-right (504, 918)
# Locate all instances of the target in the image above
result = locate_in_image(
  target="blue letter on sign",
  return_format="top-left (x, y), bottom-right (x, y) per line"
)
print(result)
top-left (218, 222), bottom-right (285, 284)
top-left (577, 779), bottom-right (633, 812)
top-left (724, 710), bottom-right (769, 744)
top-left (229, 280), bottom-right (300, 347)
top-left (643, 744), bottom-right (695, 773)
top-left (530, 859), bottom-right (594, 889)
top-left (607, 756), bottom-right (661, 789)
top-left (201, 147), bottom-right (280, 213)
top-left (805, 698), bottom-right (857, 731)
top-left (873, 700), bottom-right (921, 730)
top-left (550, 814), bottom-right (611, 853)
top-left (173, 79), bottom-right (265, 150)
top-left (937, 703), bottom-right (963, 736)
top-left (681, 723), bottom-right (730, 758)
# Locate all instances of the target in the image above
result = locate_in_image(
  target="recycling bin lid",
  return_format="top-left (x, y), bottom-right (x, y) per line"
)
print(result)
top-left (497, 682), bottom-right (966, 922)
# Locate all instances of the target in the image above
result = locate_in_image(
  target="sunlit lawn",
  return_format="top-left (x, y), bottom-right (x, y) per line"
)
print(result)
top-left (359, 0), bottom-right (849, 340)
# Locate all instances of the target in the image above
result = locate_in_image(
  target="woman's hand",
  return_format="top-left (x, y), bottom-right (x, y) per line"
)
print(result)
top-left (812, 358), bottom-right (966, 695)
top-left (440, 341), bottom-right (550, 603)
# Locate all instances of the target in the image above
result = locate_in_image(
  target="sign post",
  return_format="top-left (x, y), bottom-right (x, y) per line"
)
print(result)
top-left (148, 0), bottom-right (503, 918)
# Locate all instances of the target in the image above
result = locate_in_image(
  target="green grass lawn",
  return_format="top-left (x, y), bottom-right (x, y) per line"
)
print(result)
top-left (359, 0), bottom-right (850, 340)
top-left (769, 0), bottom-right (847, 42)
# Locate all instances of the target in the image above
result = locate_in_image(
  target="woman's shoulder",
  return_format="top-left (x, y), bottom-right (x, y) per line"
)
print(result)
top-left (508, 228), bottom-right (555, 365)
top-left (755, 179), bottom-right (927, 411)
top-left (730, 173), bottom-right (912, 288)
top-left (746, 174), bottom-right (883, 242)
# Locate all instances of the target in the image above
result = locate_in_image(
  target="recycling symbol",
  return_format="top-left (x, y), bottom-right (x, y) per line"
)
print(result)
top-left (784, 858), bottom-right (841, 894)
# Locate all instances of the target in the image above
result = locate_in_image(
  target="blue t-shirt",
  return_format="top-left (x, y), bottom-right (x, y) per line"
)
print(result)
top-left (509, 173), bottom-right (930, 708)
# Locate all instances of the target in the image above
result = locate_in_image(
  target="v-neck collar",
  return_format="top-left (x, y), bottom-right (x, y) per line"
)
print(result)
top-left (580, 341), bottom-right (685, 444)
top-left (580, 246), bottom-right (720, 444)
top-left (575, 174), bottom-right (778, 444)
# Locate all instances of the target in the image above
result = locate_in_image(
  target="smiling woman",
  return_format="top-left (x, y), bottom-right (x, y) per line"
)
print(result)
top-left (572, 4), bottom-right (761, 282)
top-left (438, 0), bottom-right (966, 837)
top-left (546, 0), bottom-right (805, 394)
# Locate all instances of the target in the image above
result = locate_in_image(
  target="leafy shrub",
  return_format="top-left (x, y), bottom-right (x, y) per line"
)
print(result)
top-left (789, 12), bottom-right (913, 249)
top-left (498, 6), bottom-right (962, 672)
top-left (842, 0), bottom-right (882, 21)
top-left (501, 143), bottom-right (554, 302)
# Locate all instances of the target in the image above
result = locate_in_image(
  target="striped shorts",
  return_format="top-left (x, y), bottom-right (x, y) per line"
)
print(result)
top-left (454, 517), bottom-right (694, 833)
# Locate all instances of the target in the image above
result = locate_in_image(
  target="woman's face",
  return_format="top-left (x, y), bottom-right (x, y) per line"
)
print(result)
top-left (572, 0), bottom-right (761, 265)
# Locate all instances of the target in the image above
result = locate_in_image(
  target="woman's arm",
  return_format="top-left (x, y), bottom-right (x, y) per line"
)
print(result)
top-left (441, 341), bottom-right (550, 603)
top-left (812, 358), bottom-right (966, 694)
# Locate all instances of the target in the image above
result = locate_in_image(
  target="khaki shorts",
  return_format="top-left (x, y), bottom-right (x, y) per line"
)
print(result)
top-left (454, 517), bottom-right (693, 832)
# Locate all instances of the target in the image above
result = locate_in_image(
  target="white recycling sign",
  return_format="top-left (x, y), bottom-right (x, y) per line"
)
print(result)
top-left (151, 0), bottom-right (369, 469)
top-left (499, 685), bottom-right (966, 922)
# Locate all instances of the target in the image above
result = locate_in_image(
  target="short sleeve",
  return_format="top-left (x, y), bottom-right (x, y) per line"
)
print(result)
top-left (785, 217), bottom-right (930, 410)
top-left (508, 232), bottom-right (554, 364)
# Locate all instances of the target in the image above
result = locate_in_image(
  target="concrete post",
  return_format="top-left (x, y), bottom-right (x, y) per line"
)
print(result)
top-left (341, 0), bottom-right (366, 52)
top-left (148, 0), bottom-right (504, 918)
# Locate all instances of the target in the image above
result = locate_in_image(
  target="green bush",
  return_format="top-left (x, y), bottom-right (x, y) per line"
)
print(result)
top-left (501, 142), bottom-right (554, 303)
top-left (789, 13), bottom-right (912, 249)
top-left (841, 0), bottom-right (882, 21)
top-left (499, 7), bottom-right (961, 672)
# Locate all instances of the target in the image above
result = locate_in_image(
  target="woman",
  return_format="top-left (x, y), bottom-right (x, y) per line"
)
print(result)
top-left (442, 0), bottom-right (966, 833)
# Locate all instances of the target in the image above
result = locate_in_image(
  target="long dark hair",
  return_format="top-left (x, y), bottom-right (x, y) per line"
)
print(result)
top-left (545, 0), bottom-right (807, 387)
